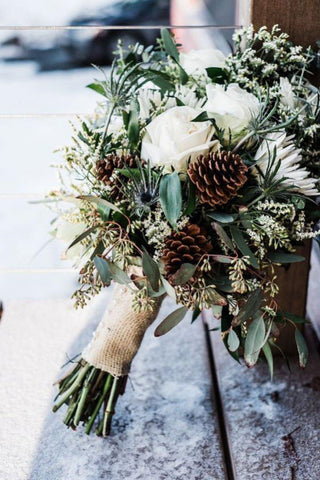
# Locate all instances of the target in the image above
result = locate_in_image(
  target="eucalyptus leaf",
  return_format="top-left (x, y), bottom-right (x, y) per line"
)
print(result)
top-left (262, 342), bottom-right (274, 380)
top-left (94, 257), bottom-right (112, 286)
top-left (227, 329), bottom-right (240, 352)
top-left (283, 311), bottom-right (310, 324)
top-left (244, 312), bottom-right (265, 367)
top-left (171, 263), bottom-right (197, 285)
top-left (159, 172), bottom-right (182, 228)
top-left (267, 251), bottom-right (305, 264)
top-left (191, 306), bottom-right (201, 324)
top-left (142, 250), bottom-right (160, 292)
top-left (106, 261), bottom-right (131, 285)
top-left (207, 212), bottom-right (237, 223)
top-left (154, 306), bottom-right (188, 336)
top-left (184, 180), bottom-right (197, 216)
top-left (234, 288), bottom-right (263, 326)
top-left (212, 222), bottom-right (235, 252)
top-left (211, 254), bottom-right (232, 264)
top-left (67, 226), bottom-right (97, 251)
top-left (230, 226), bottom-right (259, 269)
top-left (295, 328), bottom-right (308, 367)
top-left (78, 195), bottom-right (124, 216)
top-left (97, 205), bottom-right (110, 221)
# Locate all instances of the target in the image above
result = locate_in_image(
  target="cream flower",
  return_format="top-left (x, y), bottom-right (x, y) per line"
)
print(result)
top-left (180, 48), bottom-right (225, 76)
top-left (138, 88), bottom-right (176, 120)
top-left (54, 219), bottom-right (93, 263)
top-left (279, 77), bottom-right (296, 109)
top-left (204, 83), bottom-right (261, 145)
top-left (141, 106), bottom-right (219, 172)
top-left (254, 131), bottom-right (319, 196)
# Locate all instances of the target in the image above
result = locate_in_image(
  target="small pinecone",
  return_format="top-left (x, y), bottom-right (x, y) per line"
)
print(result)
top-left (188, 151), bottom-right (248, 207)
top-left (162, 223), bottom-right (212, 284)
top-left (96, 154), bottom-right (138, 200)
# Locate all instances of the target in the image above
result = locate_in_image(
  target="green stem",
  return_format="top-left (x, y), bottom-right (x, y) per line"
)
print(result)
top-left (85, 374), bottom-right (113, 435)
top-left (63, 391), bottom-right (79, 426)
top-left (73, 367), bottom-right (98, 426)
top-left (52, 363), bottom-right (90, 412)
top-left (102, 376), bottom-right (120, 437)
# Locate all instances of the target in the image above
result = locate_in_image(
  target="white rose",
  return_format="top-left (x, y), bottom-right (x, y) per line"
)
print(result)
top-left (180, 48), bottom-right (225, 76)
top-left (279, 77), bottom-right (296, 109)
top-left (141, 106), bottom-right (219, 172)
top-left (204, 83), bottom-right (261, 145)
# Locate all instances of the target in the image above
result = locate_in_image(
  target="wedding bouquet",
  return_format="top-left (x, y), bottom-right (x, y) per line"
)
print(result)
top-left (50, 26), bottom-right (320, 436)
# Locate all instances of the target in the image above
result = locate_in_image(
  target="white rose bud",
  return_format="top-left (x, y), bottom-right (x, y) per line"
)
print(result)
top-left (180, 48), bottom-right (225, 77)
top-left (141, 106), bottom-right (219, 173)
top-left (204, 83), bottom-right (261, 145)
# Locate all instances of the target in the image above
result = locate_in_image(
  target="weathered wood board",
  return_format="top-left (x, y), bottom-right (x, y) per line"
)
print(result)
top-left (203, 311), bottom-right (320, 480)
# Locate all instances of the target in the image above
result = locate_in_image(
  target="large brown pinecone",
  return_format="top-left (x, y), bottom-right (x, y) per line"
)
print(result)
top-left (96, 154), bottom-right (138, 200)
top-left (162, 223), bottom-right (213, 284)
top-left (188, 151), bottom-right (248, 207)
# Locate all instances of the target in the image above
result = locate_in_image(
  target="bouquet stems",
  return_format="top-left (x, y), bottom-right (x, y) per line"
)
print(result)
top-left (53, 361), bottom-right (127, 436)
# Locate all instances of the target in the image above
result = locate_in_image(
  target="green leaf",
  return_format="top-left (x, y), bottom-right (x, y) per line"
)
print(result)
top-left (142, 250), bottom-right (160, 292)
top-left (205, 67), bottom-right (228, 83)
top-left (267, 252), bottom-right (305, 264)
top-left (295, 328), bottom-right (308, 367)
top-left (106, 261), bottom-right (131, 285)
top-left (161, 28), bottom-right (179, 62)
top-left (184, 180), bottom-right (197, 216)
top-left (211, 254), bottom-right (232, 264)
top-left (230, 226), bottom-right (259, 269)
top-left (228, 329), bottom-right (240, 352)
top-left (86, 82), bottom-right (107, 97)
top-left (212, 222), bottom-right (235, 252)
top-left (191, 306), bottom-right (201, 323)
top-left (159, 172), bottom-right (182, 228)
top-left (160, 28), bottom-right (188, 85)
top-left (207, 212), bottom-right (237, 224)
top-left (234, 288), bottom-right (263, 326)
top-left (262, 342), bottom-right (274, 380)
top-left (147, 69), bottom-right (174, 93)
top-left (213, 274), bottom-right (233, 293)
top-left (78, 195), bottom-right (124, 216)
top-left (282, 311), bottom-right (310, 324)
top-left (97, 205), bottom-right (110, 221)
top-left (179, 66), bottom-right (189, 85)
top-left (171, 263), bottom-right (197, 285)
top-left (154, 306), bottom-right (188, 336)
top-left (192, 112), bottom-right (210, 122)
top-left (244, 312), bottom-right (265, 367)
top-left (67, 226), bottom-right (97, 251)
top-left (127, 98), bottom-right (140, 147)
top-left (94, 257), bottom-right (112, 286)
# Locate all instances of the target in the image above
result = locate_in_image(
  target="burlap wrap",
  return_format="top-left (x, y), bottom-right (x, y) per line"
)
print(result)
top-left (82, 276), bottom-right (163, 377)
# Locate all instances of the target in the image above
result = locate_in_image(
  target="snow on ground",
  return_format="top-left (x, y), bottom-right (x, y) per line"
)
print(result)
top-left (0, 295), bottom-right (226, 480)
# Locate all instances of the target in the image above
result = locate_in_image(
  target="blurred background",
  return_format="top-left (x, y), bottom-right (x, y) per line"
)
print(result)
top-left (0, 0), bottom-right (237, 302)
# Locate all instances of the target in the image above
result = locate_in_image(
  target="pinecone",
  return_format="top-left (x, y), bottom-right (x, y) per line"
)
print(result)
top-left (188, 151), bottom-right (248, 207)
top-left (96, 154), bottom-right (138, 200)
top-left (162, 223), bottom-right (213, 284)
